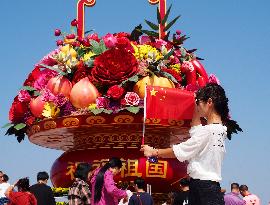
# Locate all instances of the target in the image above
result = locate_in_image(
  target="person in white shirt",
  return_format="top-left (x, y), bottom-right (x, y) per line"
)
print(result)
top-left (0, 172), bottom-right (10, 204)
top-left (141, 83), bottom-right (242, 205)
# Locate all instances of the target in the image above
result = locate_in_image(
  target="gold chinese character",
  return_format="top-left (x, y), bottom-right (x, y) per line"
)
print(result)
top-left (124, 159), bottom-right (142, 177)
top-left (66, 162), bottom-right (81, 180)
top-left (146, 160), bottom-right (168, 178)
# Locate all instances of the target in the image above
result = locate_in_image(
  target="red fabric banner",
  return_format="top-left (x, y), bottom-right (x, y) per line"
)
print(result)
top-left (146, 86), bottom-right (195, 120)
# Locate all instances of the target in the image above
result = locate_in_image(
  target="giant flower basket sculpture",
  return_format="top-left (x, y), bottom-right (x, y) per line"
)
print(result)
top-left (5, 0), bottom-right (219, 202)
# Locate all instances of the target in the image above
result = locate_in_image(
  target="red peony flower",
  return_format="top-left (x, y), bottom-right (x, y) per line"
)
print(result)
top-left (9, 96), bottom-right (28, 123)
top-left (124, 92), bottom-right (140, 106)
top-left (107, 85), bottom-right (125, 100)
top-left (116, 37), bottom-right (134, 52)
top-left (91, 48), bottom-right (138, 85)
top-left (114, 32), bottom-right (130, 38)
top-left (23, 66), bottom-right (41, 87)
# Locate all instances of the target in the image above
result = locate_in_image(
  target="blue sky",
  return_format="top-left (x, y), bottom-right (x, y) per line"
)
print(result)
top-left (1, 0), bottom-right (270, 203)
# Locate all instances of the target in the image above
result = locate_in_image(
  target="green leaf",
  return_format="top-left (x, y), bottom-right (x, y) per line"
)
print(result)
top-left (141, 30), bottom-right (159, 37)
top-left (34, 91), bottom-right (41, 96)
top-left (103, 109), bottom-right (113, 114)
top-left (91, 109), bottom-right (103, 115)
top-left (2, 123), bottom-right (14, 129)
top-left (90, 40), bottom-right (99, 48)
top-left (157, 7), bottom-right (161, 24)
top-left (163, 49), bottom-right (175, 60)
top-left (126, 106), bottom-right (140, 114)
top-left (14, 123), bottom-right (27, 131)
top-left (145, 20), bottom-right (159, 31)
top-left (99, 40), bottom-right (108, 53)
top-left (39, 64), bottom-right (66, 76)
top-left (20, 86), bottom-right (36, 92)
top-left (130, 24), bottom-right (143, 41)
top-left (161, 4), bottom-right (172, 25)
top-left (164, 15), bottom-right (181, 31)
top-left (128, 75), bottom-right (139, 82)
top-left (161, 71), bottom-right (178, 83)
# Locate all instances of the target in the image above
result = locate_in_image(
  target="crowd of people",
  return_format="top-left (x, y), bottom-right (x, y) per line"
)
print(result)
top-left (0, 83), bottom-right (262, 205)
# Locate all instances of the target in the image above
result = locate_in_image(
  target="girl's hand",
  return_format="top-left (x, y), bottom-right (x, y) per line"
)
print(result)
top-left (140, 145), bottom-right (155, 157)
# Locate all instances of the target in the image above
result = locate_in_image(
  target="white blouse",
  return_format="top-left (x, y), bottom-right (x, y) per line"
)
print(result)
top-left (172, 124), bottom-right (227, 182)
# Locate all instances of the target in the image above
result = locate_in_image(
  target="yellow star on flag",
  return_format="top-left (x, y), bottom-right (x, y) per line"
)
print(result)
top-left (150, 88), bottom-right (158, 96)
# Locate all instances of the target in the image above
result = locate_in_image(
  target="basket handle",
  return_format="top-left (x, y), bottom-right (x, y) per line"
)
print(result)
top-left (77, 0), bottom-right (167, 38)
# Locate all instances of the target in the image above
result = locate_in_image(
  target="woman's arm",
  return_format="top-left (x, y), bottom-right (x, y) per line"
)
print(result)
top-left (140, 146), bottom-right (176, 158)
top-left (4, 184), bottom-right (15, 198)
top-left (104, 172), bottom-right (127, 199)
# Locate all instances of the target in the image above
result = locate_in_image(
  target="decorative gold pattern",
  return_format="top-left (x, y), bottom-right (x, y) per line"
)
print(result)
top-left (31, 125), bottom-right (40, 134)
top-left (146, 118), bottom-right (161, 124)
top-left (86, 116), bottom-right (106, 125)
top-left (44, 121), bottom-right (57, 130)
top-left (63, 118), bottom-right (80, 127)
top-left (168, 119), bottom-right (185, 127)
top-left (114, 115), bottom-right (134, 123)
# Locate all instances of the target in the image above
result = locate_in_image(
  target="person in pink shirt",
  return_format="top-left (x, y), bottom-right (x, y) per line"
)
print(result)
top-left (239, 185), bottom-right (260, 205)
top-left (91, 157), bottom-right (128, 205)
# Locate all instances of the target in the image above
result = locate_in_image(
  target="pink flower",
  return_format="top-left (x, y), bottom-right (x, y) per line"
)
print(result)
top-left (102, 33), bottom-right (117, 48)
top-left (87, 33), bottom-right (100, 42)
top-left (53, 94), bottom-right (68, 107)
top-left (181, 61), bottom-right (194, 72)
top-left (18, 90), bottom-right (31, 102)
top-left (139, 36), bottom-right (151, 44)
top-left (124, 92), bottom-right (140, 106)
top-left (36, 49), bottom-right (59, 67)
top-left (33, 69), bottom-right (57, 90)
top-left (154, 39), bottom-right (167, 49)
top-left (41, 88), bottom-right (55, 102)
top-left (176, 30), bottom-right (181, 35)
top-left (96, 97), bottom-right (110, 109)
top-left (208, 74), bottom-right (220, 85)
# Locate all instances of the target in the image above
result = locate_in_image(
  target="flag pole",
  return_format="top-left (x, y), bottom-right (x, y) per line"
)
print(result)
top-left (142, 84), bottom-right (147, 145)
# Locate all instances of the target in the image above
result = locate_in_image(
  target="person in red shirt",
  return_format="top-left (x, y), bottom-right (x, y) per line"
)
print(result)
top-left (5, 177), bottom-right (37, 205)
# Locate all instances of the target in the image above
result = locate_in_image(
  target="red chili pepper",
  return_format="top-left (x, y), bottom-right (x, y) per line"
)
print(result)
top-left (197, 75), bottom-right (207, 87)
top-left (186, 69), bottom-right (197, 85)
top-left (191, 59), bottom-right (208, 82)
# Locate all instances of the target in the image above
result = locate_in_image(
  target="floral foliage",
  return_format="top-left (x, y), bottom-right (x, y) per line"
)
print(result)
top-left (5, 9), bottom-right (218, 141)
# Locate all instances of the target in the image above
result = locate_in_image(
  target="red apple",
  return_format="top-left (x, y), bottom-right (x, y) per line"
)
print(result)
top-left (29, 96), bottom-right (46, 118)
top-left (70, 77), bottom-right (99, 108)
top-left (46, 76), bottom-right (72, 98)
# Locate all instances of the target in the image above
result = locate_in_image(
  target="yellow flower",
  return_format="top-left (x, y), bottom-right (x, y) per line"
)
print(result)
top-left (83, 52), bottom-right (95, 62)
top-left (170, 64), bottom-right (181, 74)
top-left (42, 102), bottom-right (60, 118)
top-left (88, 103), bottom-right (97, 110)
top-left (132, 44), bottom-right (162, 62)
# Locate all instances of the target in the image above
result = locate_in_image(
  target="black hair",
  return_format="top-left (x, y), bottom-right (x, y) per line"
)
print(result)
top-left (231, 182), bottom-right (240, 190)
top-left (196, 83), bottom-right (242, 139)
top-left (134, 177), bottom-right (145, 189)
top-left (3, 174), bottom-right (9, 182)
top-left (239, 185), bottom-right (248, 191)
top-left (37, 171), bottom-right (49, 181)
top-left (74, 162), bottom-right (92, 181)
top-left (94, 157), bottom-right (122, 203)
top-left (16, 177), bottom-right (30, 192)
top-left (179, 178), bottom-right (190, 187)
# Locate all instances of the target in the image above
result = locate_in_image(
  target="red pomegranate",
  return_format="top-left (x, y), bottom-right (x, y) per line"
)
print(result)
top-left (46, 76), bottom-right (72, 98)
top-left (29, 96), bottom-right (46, 118)
top-left (70, 77), bottom-right (99, 108)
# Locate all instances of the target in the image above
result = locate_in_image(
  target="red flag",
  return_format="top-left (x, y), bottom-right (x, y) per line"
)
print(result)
top-left (145, 86), bottom-right (195, 120)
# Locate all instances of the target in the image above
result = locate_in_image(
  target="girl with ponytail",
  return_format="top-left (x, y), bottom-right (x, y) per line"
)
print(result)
top-left (91, 157), bottom-right (128, 205)
top-left (141, 83), bottom-right (242, 205)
